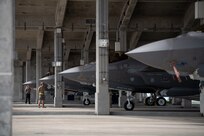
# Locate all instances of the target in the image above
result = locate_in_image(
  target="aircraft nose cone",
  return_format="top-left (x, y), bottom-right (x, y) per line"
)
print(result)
top-left (40, 75), bottom-right (54, 85)
top-left (60, 66), bottom-right (82, 74)
top-left (126, 39), bottom-right (172, 70)
top-left (60, 66), bottom-right (83, 81)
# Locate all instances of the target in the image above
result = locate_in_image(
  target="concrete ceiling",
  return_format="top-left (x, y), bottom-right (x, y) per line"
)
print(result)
top-left (15, 0), bottom-right (203, 68)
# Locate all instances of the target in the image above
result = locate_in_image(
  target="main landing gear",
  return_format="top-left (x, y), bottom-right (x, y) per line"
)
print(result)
top-left (145, 93), bottom-right (166, 106)
top-left (123, 92), bottom-right (167, 111)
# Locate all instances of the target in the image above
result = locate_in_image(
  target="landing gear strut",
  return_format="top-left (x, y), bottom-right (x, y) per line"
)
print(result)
top-left (83, 92), bottom-right (91, 106)
top-left (124, 91), bottom-right (135, 111)
top-left (83, 98), bottom-right (91, 105)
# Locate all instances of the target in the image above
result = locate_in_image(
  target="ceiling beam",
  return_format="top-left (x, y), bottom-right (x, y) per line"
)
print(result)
top-left (84, 27), bottom-right (94, 50)
top-left (183, 3), bottom-right (195, 31)
top-left (55, 0), bottom-right (68, 27)
top-left (118, 0), bottom-right (138, 30)
top-left (129, 31), bottom-right (142, 50)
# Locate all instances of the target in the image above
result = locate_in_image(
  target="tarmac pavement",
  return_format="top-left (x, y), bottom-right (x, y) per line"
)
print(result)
top-left (13, 103), bottom-right (204, 136)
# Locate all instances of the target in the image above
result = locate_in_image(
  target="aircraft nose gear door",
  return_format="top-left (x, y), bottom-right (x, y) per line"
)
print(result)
top-left (83, 92), bottom-right (91, 105)
top-left (124, 91), bottom-right (135, 111)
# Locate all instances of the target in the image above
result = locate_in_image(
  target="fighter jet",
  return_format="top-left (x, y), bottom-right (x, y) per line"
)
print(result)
top-left (60, 58), bottom-right (200, 110)
top-left (126, 31), bottom-right (204, 82)
top-left (40, 75), bottom-right (95, 105)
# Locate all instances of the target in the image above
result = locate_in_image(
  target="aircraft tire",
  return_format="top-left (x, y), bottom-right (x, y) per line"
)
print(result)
top-left (145, 97), bottom-right (155, 106)
top-left (124, 101), bottom-right (135, 111)
top-left (83, 99), bottom-right (91, 105)
top-left (156, 97), bottom-right (166, 106)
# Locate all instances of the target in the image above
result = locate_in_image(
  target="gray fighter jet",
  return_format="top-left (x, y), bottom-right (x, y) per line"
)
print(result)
top-left (40, 75), bottom-right (95, 105)
top-left (126, 31), bottom-right (204, 82)
top-left (60, 58), bottom-right (200, 110)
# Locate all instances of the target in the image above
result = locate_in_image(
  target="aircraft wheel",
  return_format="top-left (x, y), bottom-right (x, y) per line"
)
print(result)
top-left (124, 101), bottom-right (135, 111)
top-left (156, 97), bottom-right (166, 106)
top-left (145, 97), bottom-right (155, 106)
top-left (83, 99), bottom-right (90, 105)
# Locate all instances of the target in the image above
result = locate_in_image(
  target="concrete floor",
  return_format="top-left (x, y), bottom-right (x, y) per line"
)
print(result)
top-left (13, 103), bottom-right (204, 136)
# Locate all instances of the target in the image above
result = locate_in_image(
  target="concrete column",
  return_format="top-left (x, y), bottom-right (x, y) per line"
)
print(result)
top-left (84, 49), bottom-right (89, 64)
top-left (200, 88), bottom-right (204, 116)
top-left (119, 30), bottom-right (127, 52)
top-left (63, 48), bottom-right (70, 70)
top-left (171, 97), bottom-right (182, 105)
top-left (25, 60), bottom-right (31, 81)
top-left (118, 90), bottom-right (126, 108)
top-left (54, 28), bottom-right (63, 107)
top-left (36, 49), bottom-right (42, 103)
top-left (138, 93), bottom-right (143, 103)
top-left (0, 0), bottom-right (14, 135)
top-left (134, 93), bottom-right (143, 104)
top-left (95, 0), bottom-right (110, 115)
top-left (118, 90), bottom-right (122, 107)
top-left (80, 48), bottom-right (89, 65)
top-left (14, 64), bottom-right (23, 102)
top-left (181, 99), bottom-right (192, 108)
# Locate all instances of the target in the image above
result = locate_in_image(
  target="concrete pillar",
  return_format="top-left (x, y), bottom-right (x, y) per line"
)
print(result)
top-left (134, 93), bottom-right (143, 104)
top-left (200, 88), bottom-right (204, 116)
top-left (54, 28), bottom-right (63, 107)
top-left (0, 0), bottom-right (14, 135)
top-left (25, 60), bottom-right (31, 81)
top-left (118, 90), bottom-right (126, 108)
top-left (84, 49), bottom-right (89, 64)
top-left (63, 48), bottom-right (70, 70)
top-left (119, 30), bottom-right (127, 52)
top-left (118, 90), bottom-right (122, 107)
top-left (171, 97), bottom-right (182, 105)
top-left (36, 49), bottom-right (42, 103)
top-left (95, 0), bottom-right (110, 115)
top-left (138, 93), bottom-right (143, 103)
top-left (181, 99), bottom-right (192, 108)
top-left (80, 48), bottom-right (89, 65)
top-left (14, 64), bottom-right (23, 102)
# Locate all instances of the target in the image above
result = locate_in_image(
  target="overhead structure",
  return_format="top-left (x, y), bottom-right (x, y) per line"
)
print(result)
top-left (116, 0), bottom-right (138, 52)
